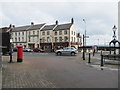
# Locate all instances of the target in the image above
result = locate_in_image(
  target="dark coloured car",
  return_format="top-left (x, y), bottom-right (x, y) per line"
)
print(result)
top-left (33, 48), bottom-right (45, 52)
top-left (13, 48), bottom-right (17, 52)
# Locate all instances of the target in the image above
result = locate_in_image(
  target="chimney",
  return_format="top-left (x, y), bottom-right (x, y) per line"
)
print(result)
top-left (55, 20), bottom-right (58, 25)
top-left (13, 25), bottom-right (15, 28)
top-left (9, 24), bottom-right (12, 28)
top-left (71, 18), bottom-right (74, 24)
top-left (31, 22), bottom-right (34, 25)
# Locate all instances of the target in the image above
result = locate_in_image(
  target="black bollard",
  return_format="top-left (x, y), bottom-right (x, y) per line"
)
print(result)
top-left (88, 53), bottom-right (91, 63)
top-left (101, 55), bottom-right (104, 66)
top-left (9, 51), bottom-right (13, 63)
top-left (101, 50), bottom-right (103, 56)
top-left (83, 51), bottom-right (85, 60)
top-left (93, 49), bottom-right (95, 56)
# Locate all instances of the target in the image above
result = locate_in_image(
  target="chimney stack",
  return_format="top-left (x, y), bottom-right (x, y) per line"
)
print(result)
top-left (71, 18), bottom-right (74, 24)
top-left (31, 22), bottom-right (34, 25)
top-left (13, 25), bottom-right (15, 28)
top-left (9, 24), bottom-right (12, 28)
top-left (55, 20), bottom-right (58, 25)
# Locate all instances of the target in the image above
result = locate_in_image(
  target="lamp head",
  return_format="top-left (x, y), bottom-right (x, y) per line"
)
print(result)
top-left (112, 25), bottom-right (117, 32)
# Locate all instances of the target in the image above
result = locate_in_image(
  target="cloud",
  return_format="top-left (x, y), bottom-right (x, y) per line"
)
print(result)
top-left (0, 2), bottom-right (118, 45)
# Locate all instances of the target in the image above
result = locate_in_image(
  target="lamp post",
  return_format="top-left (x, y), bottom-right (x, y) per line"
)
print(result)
top-left (82, 34), bottom-right (85, 60)
top-left (9, 28), bottom-right (13, 63)
top-left (112, 25), bottom-right (117, 55)
top-left (83, 19), bottom-right (86, 46)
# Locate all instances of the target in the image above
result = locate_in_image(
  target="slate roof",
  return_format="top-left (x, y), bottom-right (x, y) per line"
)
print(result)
top-left (12, 23), bottom-right (45, 31)
top-left (28, 23), bottom-right (45, 30)
top-left (54, 23), bottom-right (72, 30)
top-left (12, 25), bottom-right (31, 31)
top-left (41, 25), bottom-right (56, 31)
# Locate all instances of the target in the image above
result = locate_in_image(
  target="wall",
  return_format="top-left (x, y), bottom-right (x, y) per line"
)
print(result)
top-left (118, 1), bottom-right (120, 41)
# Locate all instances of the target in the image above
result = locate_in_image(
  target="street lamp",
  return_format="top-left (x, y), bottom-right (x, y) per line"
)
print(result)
top-left (112, 25), bottom-right (117, 39)
top-left (9, 28), bottom-right (13, 63)
top-left (82, 34), bottom-right (85, 60)
top-left (83, 19), bottom-right (87, 46)
top-left (112, 25), bottom-right (117, 55)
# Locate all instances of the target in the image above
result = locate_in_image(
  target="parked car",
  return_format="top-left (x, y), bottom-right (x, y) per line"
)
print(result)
top-left (23, 48), bottom-right (33, 52)
top-left (33, 48), bottom-right (45, 52)
top-left (13, 48), bottom-right (17, 52)
top-left (55, 47), bottom-right (78, 56)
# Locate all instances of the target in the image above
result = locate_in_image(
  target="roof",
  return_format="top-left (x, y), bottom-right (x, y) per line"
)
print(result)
top-left (41, 24), bottom-right (56, 31)
top-left (12, 25), bottom-right (30, 31)
top-left (28, 23), bottom-right (45, 30)
top-left (54, 23), bottom-right (72, 30)
top-left (12, 23), bottom-right (45, 31)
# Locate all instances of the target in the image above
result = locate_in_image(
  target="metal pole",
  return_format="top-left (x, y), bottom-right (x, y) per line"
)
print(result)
top-left (9, 29), bottom-right (13, 63)
top-left (101, 55), bottom-right (104, 66)
top-left (88, 52), bottom-right (91, 63)
top-left (83, 34), bottom-right (85, 60)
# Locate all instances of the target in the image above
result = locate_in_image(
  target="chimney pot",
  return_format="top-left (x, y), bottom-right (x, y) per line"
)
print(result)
top-left (56, 20), bottom-right (58, 25)
top-left (31, 22), bottom-right (34, 25)
top-left (71, 18), bottom-right (74, 24)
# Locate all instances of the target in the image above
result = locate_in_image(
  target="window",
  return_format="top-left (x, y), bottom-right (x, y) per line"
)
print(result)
top-left (33, 37), bottom-right (34, 42)
top-left (59, 37), bottom-right (62, 42)
top-left (47, 37), bottom-right (49, 42)
top-left (33, 31), bottom-right (35, 34)
top-left (37, 31), bottom-right (39, 35)
top-left (42, 31), bottom-right (45, 35)
top-left (74, 37), bottom-right (75, 42)
top-left (71, 31), bottom-right (73, 35)
top-left (71, 37), bottom-right (73, 42)
top-left (19, 37), bottom-right (20, 41)
top-left (15, 38), bottom-right (17, 42)
top-left (42, 37), bottom-right (45, 43)
top-left (29, 37), bottom-right (30, 42)
top-left (22, 37), bottom-right (24, 41)
top-left (74, 32), bottom-right (75, 35)
top-left (22, 32), bottom-right (24, 35)
top-left (15, 32), bottom-right (17, 36)
top-left (64, 30), bottom-right (67, 34)
top-left (64, 36), bottom-right (68, 42)
top-left (55, 31), bottom-right (57, 35)
top-left (55, 37), bottom-right (57, 42)
top-left (59, 31), bottom-right (62, 35)
top-left (47, 31), bottom-right (49, 35)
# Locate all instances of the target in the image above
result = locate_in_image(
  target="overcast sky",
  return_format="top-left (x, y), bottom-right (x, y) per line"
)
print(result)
top-left (0, 0), bottom-right (118, 46)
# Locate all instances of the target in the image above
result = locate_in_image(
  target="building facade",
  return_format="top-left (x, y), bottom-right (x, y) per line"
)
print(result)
top-left (12, 23), bottom-right (45, 48)
top-left (40, 19), bottom-right (81, 51)
top-left (118, 1), bottom-right (120, 42)
top-left (9, 18), bottom-right (82, 51)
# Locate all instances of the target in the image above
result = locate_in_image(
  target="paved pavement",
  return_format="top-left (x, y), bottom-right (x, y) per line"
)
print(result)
top-left (2, 52), bottom-right (119, 88)
top-left (0, 68), bottom-right (2, 90)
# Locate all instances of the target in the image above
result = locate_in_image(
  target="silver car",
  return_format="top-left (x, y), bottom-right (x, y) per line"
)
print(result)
top-left (55, 47), bottom-right (78, 56)
top-left (23, 48), bottom-right (33, 52)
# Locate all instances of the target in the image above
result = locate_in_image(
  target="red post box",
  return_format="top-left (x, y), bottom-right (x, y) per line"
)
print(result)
top-left (17, 46), bottom-right (23, 62)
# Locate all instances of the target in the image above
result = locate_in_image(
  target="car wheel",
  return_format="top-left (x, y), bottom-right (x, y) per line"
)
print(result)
top-left (57, 52), bottom-right (61, 56)
top-left (71, 52), bottom-right (75, 56)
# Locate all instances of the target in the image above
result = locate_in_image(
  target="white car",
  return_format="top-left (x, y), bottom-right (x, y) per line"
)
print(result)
top-left (23, 48), bottom-right (33, 52)
top-left (55, 47), bottom-right (78, 56)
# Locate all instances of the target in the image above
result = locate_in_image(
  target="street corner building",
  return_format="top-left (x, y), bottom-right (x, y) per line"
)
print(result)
top-left (3, 18), bottom-right (82, 52)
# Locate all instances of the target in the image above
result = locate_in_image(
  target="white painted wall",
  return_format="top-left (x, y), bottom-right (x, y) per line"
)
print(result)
top-left (118, 1), bottom-right (120, 42)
